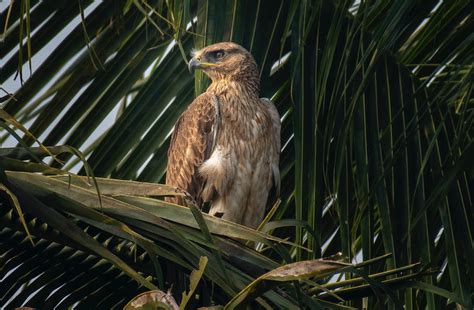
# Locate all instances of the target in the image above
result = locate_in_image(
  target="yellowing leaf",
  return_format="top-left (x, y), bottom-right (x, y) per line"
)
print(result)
top-left (124, 290), bottom-right (179, 310)
top-left (180, 256), bottom-right (208, 310)
top-left (225, 258), bottom-right (349, 308)
top-left (264, 259), bottom-right (350, 281)
top-left (0, 183), bottom-right (34, 246)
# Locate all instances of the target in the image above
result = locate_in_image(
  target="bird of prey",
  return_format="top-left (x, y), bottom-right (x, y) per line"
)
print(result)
top-left (166, 42), bottom-right (280, 229)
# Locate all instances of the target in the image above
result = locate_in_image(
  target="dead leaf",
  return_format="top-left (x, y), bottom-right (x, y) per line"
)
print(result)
top-left (124, 289), bottom-right (179, 310)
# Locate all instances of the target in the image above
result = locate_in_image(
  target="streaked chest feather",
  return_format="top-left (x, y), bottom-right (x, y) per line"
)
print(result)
top-left (198, 94), bottom-right (272, 187)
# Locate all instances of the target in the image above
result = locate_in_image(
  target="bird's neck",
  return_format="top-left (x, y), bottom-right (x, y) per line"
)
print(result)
top-left (208, 78), bottom-right (260, 100)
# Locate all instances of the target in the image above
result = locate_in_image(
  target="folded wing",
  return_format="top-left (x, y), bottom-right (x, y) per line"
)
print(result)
top-left (166, 93), bottom-right (219, 206)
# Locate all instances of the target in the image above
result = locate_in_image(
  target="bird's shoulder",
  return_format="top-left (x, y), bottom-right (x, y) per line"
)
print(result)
top-left (170, 92), bottom-right (218, 143)
top-left (259, 98), bottom-right (280, 127)
top-left (186, 92), bottom-right (217, 115)
top-left (260, 98), bottom-right (281, 148)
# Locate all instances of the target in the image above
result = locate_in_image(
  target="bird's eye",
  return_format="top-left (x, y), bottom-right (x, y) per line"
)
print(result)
top-left (214, 50), bottom-right (225, 59)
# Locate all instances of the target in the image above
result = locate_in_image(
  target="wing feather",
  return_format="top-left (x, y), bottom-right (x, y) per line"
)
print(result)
top-left (261, 98), bottom-right (281, 208)
top-left (166, 93), bottom-right (219, 206)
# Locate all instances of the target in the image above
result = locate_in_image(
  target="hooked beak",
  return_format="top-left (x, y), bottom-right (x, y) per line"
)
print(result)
top-left (188, 57), bottom-right (200, 72)
top-left (188, 56), bottom-right (217, 73)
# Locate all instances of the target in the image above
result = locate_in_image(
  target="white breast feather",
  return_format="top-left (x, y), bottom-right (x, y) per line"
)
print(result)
top-left (199, 148), bottom-right (223, 176)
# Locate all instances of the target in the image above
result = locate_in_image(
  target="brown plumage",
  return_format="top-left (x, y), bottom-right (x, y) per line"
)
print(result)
top-left (166, 42), bottom-right (280, 229)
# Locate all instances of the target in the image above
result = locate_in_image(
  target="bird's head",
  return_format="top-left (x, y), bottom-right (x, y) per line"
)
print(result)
top-left (188, 42), bottom-right (259, 89)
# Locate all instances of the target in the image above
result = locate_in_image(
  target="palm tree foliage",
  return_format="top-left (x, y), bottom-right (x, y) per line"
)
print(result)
top-left (0, 0), bottom-right (472, 308)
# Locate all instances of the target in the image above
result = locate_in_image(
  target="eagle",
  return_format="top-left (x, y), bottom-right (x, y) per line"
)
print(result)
top-left (165, 42), bottom-right (280, 229)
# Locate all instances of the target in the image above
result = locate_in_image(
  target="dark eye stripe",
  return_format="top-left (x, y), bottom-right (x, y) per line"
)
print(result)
top-left (206, 47), bottom-right (241, 59)
top-left (209, 50), bottom-right (225, 58)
